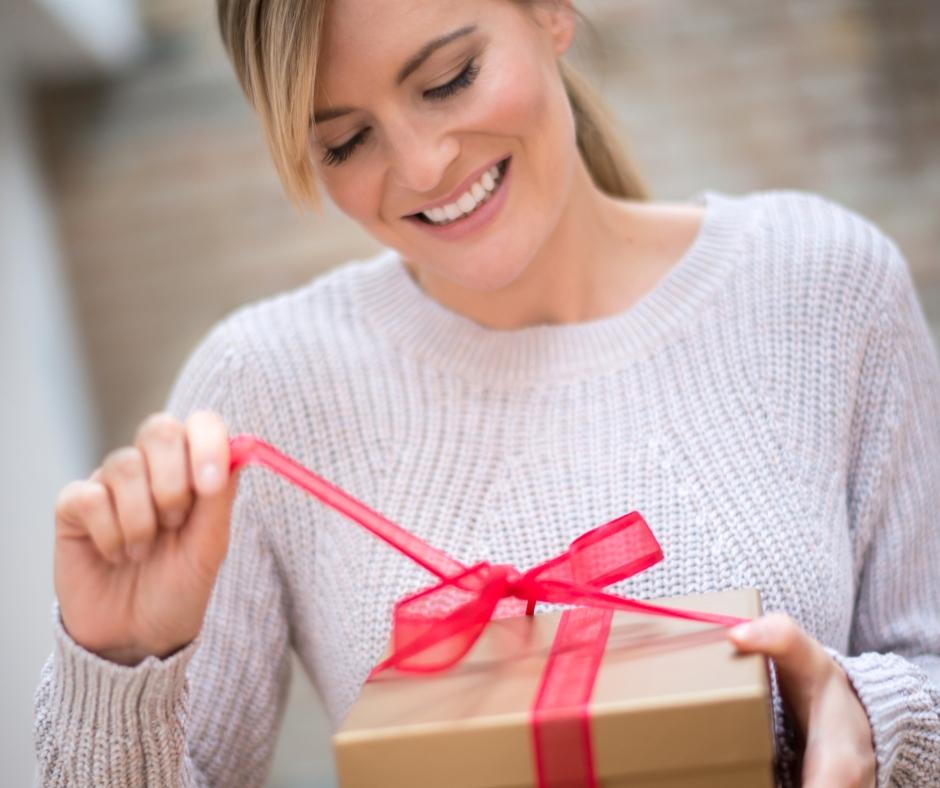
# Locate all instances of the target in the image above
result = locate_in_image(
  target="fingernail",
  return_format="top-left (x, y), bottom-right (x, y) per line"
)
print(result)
top-left (127, 543), bottom-right (148, 562)
top-left (729, 623), bottom-right (756, 641)
top-left (199, 463), bottom-right (222, 493)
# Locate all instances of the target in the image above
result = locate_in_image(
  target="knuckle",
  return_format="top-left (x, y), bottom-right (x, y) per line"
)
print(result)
top-left (104, 447), bottom-right (144, 480)
top-left (55, 481), bottom-right (90, 518)
top-left (152, 480), bottom-right (191, 512)
top-left (187, 408), bottom-right (227, 437)
top-left (137, 412), bottom-right (182, 446)
top-left (60, 481), bottom-right (108, 518)
top-left (75, 483), bottom-right (109, 519)
top-left (122, 512), bottom-right (156, 542)
top-left (151, 473), bottom-right (188, 499)
top-left (766, 611), bottom-right (793, 628)
top-left (769, 612), bottom-right (799, 644)
top-left (186, 408), bottom-right (210, 428)
top-left (147, 458), bottom-right (192, 508)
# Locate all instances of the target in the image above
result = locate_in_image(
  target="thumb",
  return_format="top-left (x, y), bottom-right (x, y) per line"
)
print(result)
top-left (728, 613), bottom-right (828, 726)
top-left (182, 465), bottom-right (241, 581)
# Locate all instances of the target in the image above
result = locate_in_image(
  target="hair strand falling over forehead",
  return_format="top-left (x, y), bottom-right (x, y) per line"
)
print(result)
top-left (216, 0), bottom-right (648, 212)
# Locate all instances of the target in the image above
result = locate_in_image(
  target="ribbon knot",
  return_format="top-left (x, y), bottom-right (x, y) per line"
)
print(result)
top-left (367, 510), bottom-right (745, 676)
top-left (505, 567), bottom-right (540, 609)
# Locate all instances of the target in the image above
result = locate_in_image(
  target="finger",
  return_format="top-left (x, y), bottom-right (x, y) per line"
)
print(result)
top-left (185, 410), bottom-right (230, 498)
top-left (100, 447), bottom-right (159, 562)
top-left (729, 612), bottom-right (835, 736)
top-left (136, 412), bottom-right (193, 528)
top-left (728, 612), bottom-right (827, 686)
top-left (55, 479), bottom-right (125, 564)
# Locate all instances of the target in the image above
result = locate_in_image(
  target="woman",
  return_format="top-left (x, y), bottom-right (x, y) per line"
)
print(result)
top-left (34, 1), bottom-right (940, 786)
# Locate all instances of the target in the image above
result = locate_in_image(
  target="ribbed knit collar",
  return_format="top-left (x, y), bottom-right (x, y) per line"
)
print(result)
top-left (354, 189), bottom-right (752, 385)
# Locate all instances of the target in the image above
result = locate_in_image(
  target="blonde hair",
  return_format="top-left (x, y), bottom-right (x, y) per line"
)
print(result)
top-left (216, 0), bottom-right (648, 211)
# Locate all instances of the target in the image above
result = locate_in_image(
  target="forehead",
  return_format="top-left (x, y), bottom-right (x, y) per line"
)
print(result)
top-left (317, 0), bottom-right (483, 85)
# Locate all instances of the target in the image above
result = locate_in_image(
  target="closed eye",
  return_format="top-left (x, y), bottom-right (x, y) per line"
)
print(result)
top-left (321, 129), bottom-right (369, 167)
top-left (423, 57), bottom-right (480, 101)
top-left (320, 57), bottom-right (481, 167)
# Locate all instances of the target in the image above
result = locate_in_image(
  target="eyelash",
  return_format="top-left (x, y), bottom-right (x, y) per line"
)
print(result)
top-left (320, 57), bottom-right (482, 167)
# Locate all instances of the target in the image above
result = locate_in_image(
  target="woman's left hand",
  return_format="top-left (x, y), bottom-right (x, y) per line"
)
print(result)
top-left (728, 613), bottom-right (876, 788)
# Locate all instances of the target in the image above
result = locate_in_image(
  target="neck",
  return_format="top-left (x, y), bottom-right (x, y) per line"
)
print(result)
top-left (408, 158), bottom-right (653, 331)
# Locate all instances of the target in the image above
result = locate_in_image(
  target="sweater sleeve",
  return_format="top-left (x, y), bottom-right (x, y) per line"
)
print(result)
top-left (825, 238), bottom-right (940, 787)
top-left (33, 319), bottom-right (293, 787)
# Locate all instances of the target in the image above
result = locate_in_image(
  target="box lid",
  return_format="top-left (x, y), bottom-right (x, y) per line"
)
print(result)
top-left (334, 588), bottom-right (774, 788)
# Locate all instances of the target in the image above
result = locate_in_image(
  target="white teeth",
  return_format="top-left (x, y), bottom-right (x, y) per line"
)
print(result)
top-left (420, 160), bottom-right (506, 225)
top-left (457, 193), bottom-right (477, 214)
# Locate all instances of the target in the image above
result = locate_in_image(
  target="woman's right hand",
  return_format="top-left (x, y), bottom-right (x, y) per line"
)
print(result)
top-left (54, 411), bottom-right (241, 666)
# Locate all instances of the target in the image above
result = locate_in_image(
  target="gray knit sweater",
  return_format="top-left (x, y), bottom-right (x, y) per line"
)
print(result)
top-left (34, 190), bottom-right (940, 787)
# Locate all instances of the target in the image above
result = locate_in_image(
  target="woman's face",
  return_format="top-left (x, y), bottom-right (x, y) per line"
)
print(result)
top-left (312, 0), bottom-right (578, 291)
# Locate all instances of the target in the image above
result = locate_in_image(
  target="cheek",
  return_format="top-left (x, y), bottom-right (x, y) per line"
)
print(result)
top-left (478, 51), bottom-right (554, 136)
top-left (322, 168), bottom-right (384, 224)
top-left (478, 50), bottom-right (575, 192)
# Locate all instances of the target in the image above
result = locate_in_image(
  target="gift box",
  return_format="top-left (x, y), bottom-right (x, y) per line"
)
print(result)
top-left (224, 437), bottom-right (775, 788)
top-left (334, 587), bottom-right (775, 788)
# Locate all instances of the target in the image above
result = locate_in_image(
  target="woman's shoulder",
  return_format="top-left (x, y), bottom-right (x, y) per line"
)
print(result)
top-left (231, 247), bottom-right (394, 335)
top-left (213, 248), bottom-right (395, 349)
top-left (166, 248), bottom-right (397, 420)
top-left (736, 188), bottom-right (910, 291)
top-left (705, 188), bottom-right (915, 335)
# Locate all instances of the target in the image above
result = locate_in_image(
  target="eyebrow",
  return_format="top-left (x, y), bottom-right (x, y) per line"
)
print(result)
top-left (312, 24), bottom-right (477, 126)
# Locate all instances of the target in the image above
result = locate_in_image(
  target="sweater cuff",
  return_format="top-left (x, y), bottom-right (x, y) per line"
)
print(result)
top-left (825, 647), bottom-right (940, 788)
top-left (41, 602), bottom-right (199, 783)
top-left (53, 603), bottom-right (199, 724)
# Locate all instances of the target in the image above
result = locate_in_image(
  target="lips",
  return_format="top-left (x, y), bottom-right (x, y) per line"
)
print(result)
top-left (403, 154), bottom-right (512, 241)
top-left (404, 155), bottom-right (512, 220)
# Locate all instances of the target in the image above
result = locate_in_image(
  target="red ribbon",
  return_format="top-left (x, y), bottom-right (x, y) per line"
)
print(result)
top-left (532, 606), bottom-right (613, 787)
top-left (229, 435), bottom-right (748, 787)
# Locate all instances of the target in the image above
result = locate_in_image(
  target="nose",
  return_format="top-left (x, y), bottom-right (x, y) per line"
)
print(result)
top-left (386, 117), bottom-right (459, 196)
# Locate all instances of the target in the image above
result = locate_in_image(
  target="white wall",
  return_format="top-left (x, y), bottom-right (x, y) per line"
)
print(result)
top-left (0, 79), bottom-right (98, 787)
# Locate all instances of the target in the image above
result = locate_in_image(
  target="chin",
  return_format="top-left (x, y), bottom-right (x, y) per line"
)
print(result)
top-left (445, 251), bottom-right (535, 293)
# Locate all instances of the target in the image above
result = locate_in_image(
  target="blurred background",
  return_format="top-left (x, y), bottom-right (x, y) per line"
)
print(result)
top-left (1, 0), bottom-right (937, 785)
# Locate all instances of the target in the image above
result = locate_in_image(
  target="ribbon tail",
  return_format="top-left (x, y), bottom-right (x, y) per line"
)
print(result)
top-left (532, 607), bottom-right (612, 788)
top-left (538, 581), bottom-right (749, 629)
top-left (229, 435), bottom-right (466, 580)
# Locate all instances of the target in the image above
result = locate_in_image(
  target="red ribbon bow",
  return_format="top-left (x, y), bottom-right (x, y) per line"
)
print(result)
top-left (370, 509), bottom-right (744, 675)
top-left (229, 435), bottom-right (747, 787)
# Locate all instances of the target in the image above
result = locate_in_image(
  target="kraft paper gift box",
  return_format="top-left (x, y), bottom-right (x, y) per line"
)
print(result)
top-left (334, 587), bottom-right (775, 788)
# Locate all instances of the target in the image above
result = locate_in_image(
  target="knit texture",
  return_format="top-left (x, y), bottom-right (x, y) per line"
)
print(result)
top-left (34, 189), bottom-right (940, 786)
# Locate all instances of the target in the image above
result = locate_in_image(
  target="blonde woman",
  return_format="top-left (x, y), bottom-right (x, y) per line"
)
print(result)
top-left (34, 1), bottom-right (940, 786)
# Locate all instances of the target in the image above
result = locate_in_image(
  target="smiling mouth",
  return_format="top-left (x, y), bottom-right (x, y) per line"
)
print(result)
top-left (409, 157), bottom-right (511, 225)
